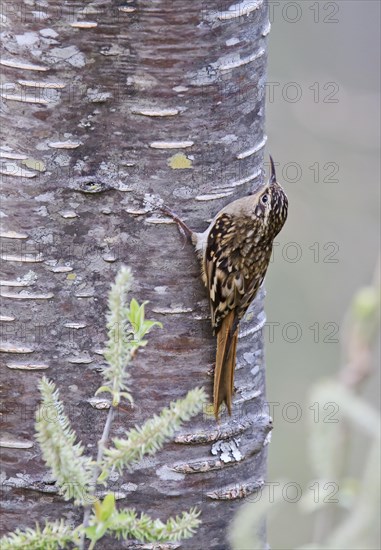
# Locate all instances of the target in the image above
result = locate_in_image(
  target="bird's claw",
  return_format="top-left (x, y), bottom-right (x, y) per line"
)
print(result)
top-left (159, 205), bottom-right (193, 243)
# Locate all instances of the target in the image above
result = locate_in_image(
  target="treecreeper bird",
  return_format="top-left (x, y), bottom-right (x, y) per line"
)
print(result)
top-left (162, 156), bottom-right (288, 418)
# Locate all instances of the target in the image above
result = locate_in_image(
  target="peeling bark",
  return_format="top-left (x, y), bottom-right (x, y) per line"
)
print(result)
top-left (1, 1), bottom-right (271, 547)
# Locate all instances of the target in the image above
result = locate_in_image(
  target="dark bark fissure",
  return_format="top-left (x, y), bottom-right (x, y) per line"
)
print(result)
top-left (1, 1), bottom-right (271, 547)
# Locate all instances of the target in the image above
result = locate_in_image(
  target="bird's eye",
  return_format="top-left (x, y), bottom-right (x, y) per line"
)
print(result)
top-left (261, 194), bottom-right (269, 205)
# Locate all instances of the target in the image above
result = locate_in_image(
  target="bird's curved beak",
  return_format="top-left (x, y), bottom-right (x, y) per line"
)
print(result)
top-left (269, 154), bottom-right (277, 185)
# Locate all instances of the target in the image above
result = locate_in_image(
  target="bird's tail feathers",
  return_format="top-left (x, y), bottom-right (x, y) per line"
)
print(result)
top-left (214, 311), bottom-right (238, 418)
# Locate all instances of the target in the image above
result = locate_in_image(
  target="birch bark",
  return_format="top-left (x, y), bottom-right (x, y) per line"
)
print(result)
top-left (1, 1), bottom-right (271, 547)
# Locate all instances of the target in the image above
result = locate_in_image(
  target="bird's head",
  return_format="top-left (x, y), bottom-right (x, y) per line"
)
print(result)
top-left (252, 155), bottom-right (288, 236)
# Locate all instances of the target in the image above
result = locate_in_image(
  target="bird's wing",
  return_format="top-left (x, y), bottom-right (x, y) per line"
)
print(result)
top-left (205, 213), bottom-right (246, 333)
top-left (205, 212), bottom-right (267, 332)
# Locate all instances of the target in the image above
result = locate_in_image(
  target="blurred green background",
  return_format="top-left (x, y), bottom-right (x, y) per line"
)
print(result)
top-left (265, 1), bottom-right (380, 548)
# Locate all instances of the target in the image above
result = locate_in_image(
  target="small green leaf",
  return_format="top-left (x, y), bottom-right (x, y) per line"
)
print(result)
top-left (97, 469), bottom-right (109, 484)
top-left (99, 494), bottom-right (116, 522)
top-left (84, 525), bottom-right (97, 539)
top-left (140, 320), bottom-right (162, 338)
top-left (94, 501), bottom-right (102, 521)
top-left (120, 391), bottom-right (134, 403)
top-left (95, 385), bottom-right (114, 396)
top-left (84, 522), bottom-right (107, 544)
top-left (128, 298), bottom-right (140, 330)
top-left (138, 301), bottom-right (149, 329)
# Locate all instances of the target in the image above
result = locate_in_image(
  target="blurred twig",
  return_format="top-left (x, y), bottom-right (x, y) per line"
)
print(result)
top-left (230, 258), bottom-right (380, 550)
top-left (339, 257), bottom-right (380, 389)
top-left (310, 257), bottom-right (380, 546)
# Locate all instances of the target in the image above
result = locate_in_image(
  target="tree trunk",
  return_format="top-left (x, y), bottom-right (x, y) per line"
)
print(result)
top-left (1, 1), bottom-right (271, 547)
